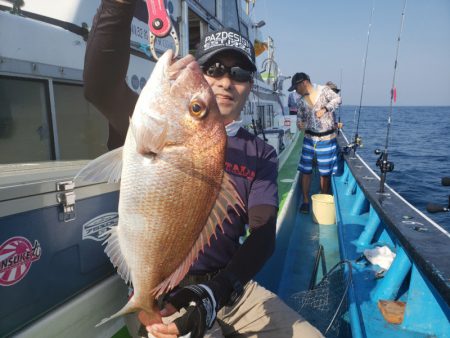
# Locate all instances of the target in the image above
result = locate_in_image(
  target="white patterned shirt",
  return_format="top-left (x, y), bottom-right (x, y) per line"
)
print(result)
top-left (297, 84), bottom-right (342, 133)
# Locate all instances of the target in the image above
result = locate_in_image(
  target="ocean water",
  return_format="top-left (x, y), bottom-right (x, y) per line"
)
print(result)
top-left (337, 106), bottom-right (450, 230)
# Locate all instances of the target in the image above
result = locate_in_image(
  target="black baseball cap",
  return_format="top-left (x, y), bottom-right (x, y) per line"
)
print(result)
top-left (195, 28), bottom-right (257, 72)
top-left (288, 72), bottom-right (310, 91)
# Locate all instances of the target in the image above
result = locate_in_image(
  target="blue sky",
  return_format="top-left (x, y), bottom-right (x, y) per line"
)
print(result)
top-left (250, 0), bottom-right (450, 106)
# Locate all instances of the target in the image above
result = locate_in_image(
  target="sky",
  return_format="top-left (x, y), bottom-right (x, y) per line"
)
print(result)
top-left (250, 0), bottom-right (450, 106)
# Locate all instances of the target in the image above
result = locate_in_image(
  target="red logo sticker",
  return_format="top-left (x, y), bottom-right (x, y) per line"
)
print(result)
top-left (0, 237), bottom-right (42, 287)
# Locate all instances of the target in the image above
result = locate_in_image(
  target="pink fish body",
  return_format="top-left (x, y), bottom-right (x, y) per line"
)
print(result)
top-left (76, 50), bottom-right (243, 325)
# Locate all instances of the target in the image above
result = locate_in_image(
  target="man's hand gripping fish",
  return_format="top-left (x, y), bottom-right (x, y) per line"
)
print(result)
top-left (75, 50), bottom-right (243, 326)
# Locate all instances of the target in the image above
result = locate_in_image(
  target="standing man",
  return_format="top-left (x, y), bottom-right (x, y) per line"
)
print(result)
top-left (84, 1), bottom-right (323, 337)
top-left (325, 81), bottom-right (341, 95)
top-left (288, 73), bottom-right (341, 214)
top-left (325, 81), bottom-right (344, 130)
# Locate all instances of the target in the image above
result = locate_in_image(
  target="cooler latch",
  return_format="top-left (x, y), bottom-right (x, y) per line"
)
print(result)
top-left (56, 181), bottom-right (76, 222)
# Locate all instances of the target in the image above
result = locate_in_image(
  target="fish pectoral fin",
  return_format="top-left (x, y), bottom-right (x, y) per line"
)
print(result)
top-left (130, 115), bottom-right (168, 155)
top-left (104, 221), bottom-right (131, 285)
top-left (152, 173), bottom-right (245, 297)
top-left (74, 147), bottom-right (123, 183)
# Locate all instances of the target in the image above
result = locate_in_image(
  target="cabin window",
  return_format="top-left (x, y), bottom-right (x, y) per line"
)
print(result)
top-left (0, 76), bottom-right (53, 164)
top-left (222, 1), bottom-right (240, 31)
top-left (257, 105), bottom-right (265, 130)
top-left (53, 83), bottom-right (108, 160)
top-left (266, 104), bottom-right (273, 128)
top-left (194, 0), bottom-right (216, 17)
top-left (188, 9), bottom-right (209, 55)
top-left (240, 22), bottom-right (249, 39)
top-left (243, 101), bottom-right (251, 116)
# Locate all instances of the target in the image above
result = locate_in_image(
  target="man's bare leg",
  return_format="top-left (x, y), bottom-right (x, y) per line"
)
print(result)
top-left (302, 173), bottom-right (312, 204)
top-left (320, 175), bottom-right (330, 194)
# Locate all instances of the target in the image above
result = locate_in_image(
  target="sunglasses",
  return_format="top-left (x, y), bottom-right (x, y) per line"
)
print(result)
top-left (202, 62), bottom-right (254, 83)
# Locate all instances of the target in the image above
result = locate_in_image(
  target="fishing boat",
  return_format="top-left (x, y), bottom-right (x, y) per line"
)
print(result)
top-left (1, 1), bottom-right (449, 338)
top-left (257, 2), bottom-right (450, 337)
top-left (0, 1), bottom-right (293, 337)
top-left (257, 128), bottom-right (450, 337)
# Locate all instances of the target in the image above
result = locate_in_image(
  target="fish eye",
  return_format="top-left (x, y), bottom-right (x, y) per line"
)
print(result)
top-left (189, 99), bottom-right (207, 119)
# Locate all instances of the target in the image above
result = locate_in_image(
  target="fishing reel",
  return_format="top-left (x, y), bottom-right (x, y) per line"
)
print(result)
top-left (11, 0), bottom-right (24, 14)
top-left (343, 136), bottom-right (363, 154)
top-left (375, 149), bottom-right (394, 173)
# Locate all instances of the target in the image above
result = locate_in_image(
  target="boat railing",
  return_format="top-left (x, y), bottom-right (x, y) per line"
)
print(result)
top-left (333, 130), bottom-right (450, 337)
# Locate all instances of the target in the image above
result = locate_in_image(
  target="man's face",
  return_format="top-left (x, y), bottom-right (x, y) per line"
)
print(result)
top-left (203, 53), bottom-right (253, 125)
top-left (295, 80), bottom-right (307, 96)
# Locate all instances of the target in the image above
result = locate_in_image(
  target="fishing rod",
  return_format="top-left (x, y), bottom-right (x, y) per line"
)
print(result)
top-left (376, 0), bottom-right (407, 194)
top-left (251, 117), bottom-right (258, 136)
top-left (251, 81), bottom-right (267, 141)
top-left (350, 1), bottom-right (375, 152)
top-left (337, 68), bottom-right (343, 136)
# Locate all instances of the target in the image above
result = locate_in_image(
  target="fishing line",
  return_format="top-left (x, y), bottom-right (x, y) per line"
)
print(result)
top-left (337, 68), bottom-right (343, 135)
top-left (383, 0), bottom-right (407, 154)
top-left (377, 0), bottom-right (407, 193)
top-left (351, 0), bottom-right (375, 149)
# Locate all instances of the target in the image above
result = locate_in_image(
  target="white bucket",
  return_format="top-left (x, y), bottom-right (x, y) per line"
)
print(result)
top-left (311, 194), bottom-right (336, 225)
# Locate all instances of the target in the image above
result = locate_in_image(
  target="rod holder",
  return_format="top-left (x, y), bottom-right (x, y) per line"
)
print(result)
top-left (356, 206), bottom-right (381, 246)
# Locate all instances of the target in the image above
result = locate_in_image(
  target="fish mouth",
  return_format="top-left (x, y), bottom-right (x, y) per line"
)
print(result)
top-left (167, 54), bottom-right (197, 81)
top-left (167, 54), bottom-right (209, 100)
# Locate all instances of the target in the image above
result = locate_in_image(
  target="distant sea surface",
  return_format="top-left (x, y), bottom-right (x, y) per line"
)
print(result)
top-left (337, 106), bottom-right (450, 230)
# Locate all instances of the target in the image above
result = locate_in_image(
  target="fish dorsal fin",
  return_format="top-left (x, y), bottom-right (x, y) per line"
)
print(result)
top-left (103, 220), bottom-right (131, 285)
top-left (74, 147), bottom-right (123, 183)
top-left (152, 173), bottom-right (245, 296)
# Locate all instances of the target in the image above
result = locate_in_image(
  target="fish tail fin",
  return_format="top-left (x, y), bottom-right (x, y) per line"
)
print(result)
top-left (95, 297), bottom-right (157, 327)
top-left (95, 298), bottom-right (138, 327)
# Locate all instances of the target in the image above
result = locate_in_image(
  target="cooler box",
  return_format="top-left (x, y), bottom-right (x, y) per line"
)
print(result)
top-left (0, 162), bottom-right (120, 337)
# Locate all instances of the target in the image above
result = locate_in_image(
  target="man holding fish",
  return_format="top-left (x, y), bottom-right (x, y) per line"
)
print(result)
top-left (83, 0), bottom-right (322, 337)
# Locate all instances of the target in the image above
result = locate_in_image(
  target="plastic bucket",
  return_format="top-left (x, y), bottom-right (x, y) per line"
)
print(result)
top-left (311, 194), bottom-right (336, 225)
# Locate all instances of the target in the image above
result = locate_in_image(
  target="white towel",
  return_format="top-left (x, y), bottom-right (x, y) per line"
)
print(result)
top-left (363, 246), bottom-right (396, 270)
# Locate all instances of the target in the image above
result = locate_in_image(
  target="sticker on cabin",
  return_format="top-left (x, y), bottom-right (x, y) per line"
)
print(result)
top-left (82, 212), bottom-right (118, 242)
top-left (0, 237), bottom-right (42, 287)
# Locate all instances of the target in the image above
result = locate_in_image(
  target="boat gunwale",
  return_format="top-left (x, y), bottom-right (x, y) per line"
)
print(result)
top-left (336, 131), bottom-right (450, 307)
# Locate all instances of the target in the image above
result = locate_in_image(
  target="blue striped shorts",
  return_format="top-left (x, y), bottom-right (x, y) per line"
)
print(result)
top-left (298, 137), bottom-right (338, 176)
